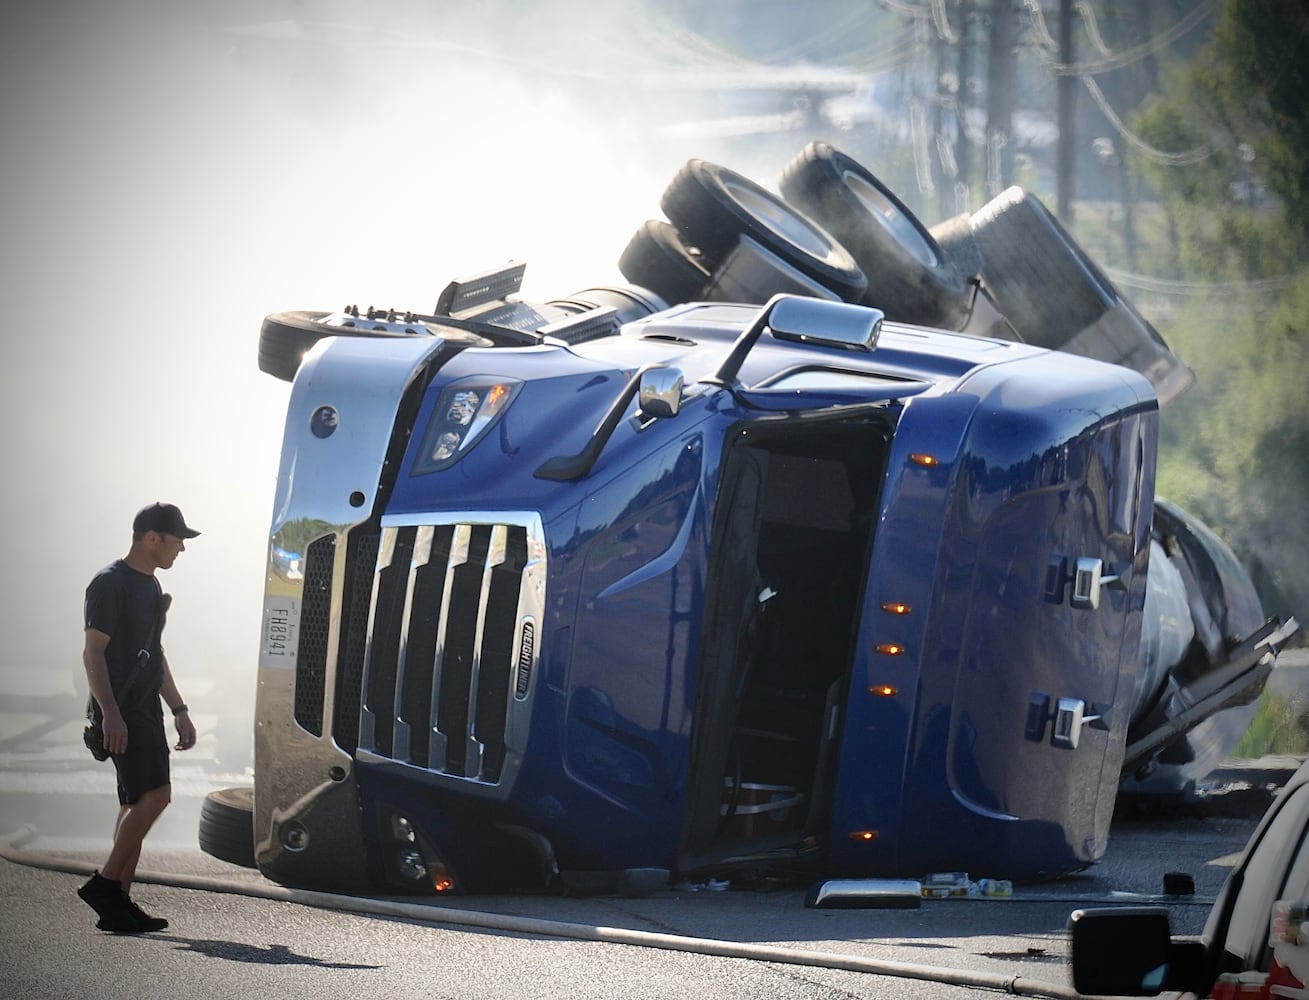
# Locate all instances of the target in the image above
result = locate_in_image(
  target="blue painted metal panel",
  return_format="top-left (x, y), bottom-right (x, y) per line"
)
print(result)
top-left (830, 353), bottom-right (1157, 879)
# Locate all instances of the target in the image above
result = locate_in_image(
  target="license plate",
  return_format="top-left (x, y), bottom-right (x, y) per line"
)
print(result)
top-left (260, 595), bottom-right (300, 669)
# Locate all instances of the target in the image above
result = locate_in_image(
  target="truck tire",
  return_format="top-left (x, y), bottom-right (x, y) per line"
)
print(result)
top-left (258, 310), bottom-right (492, 382)
top-left (778, 142), bottom-right (969, 328)
top-left (617, 220), bottom-right (712, 307)
top-left (1058, 300), bottom-right (1197, 406)
top-left (928, 213), bottom-right (983, 284)
top-left (660, 158), bottom-right (867, 302)
top-left (967, 187), bottom-right (1113, 348)
top-left (198, 786), bottom-right (257, 869)
top-left (548, 285), bottom-right (668, 325)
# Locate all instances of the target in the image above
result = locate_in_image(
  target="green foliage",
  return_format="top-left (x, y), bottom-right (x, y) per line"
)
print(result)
top-left (1133, 86), bottom-right (1231, 209)
top-left (1133, 1), bottom-right (1309, 260)
top-left (1205, 0), bottom-right (1309, 245)
top-left (1233, 689), bottom-right (1309, 758)
top-left (1125, 0), bottom-right (1309, 635)
top-left (1154, 270), bottom-right (1309, 624)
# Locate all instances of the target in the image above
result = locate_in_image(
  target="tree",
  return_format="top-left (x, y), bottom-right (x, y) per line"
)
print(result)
top-left (1132, 1), bottom-right (1309, 633)
top-left (1200, 0), bottom-right (1309, 246)
top-left (1155, 274), bottom-right (1309, 624)
top-left (1133, 1), bottom-right (1309, 273)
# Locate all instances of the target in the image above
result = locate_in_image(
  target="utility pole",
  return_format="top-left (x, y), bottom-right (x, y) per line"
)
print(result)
top-left (1056, 0), bottom-right (1076, 221)
top-left (955, 0), bottom-right (976, 207)
top-left (985, 0), bottom-right (1015, 195)
top-left (933, 10), bottom-right (950, 219)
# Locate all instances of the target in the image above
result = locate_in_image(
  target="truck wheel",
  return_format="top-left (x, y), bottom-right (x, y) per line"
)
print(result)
top-left (967, 187), bottom-right (1113, 348)
top-left (258, 310), bottom-right (492, 382)
top-left (548, 284), bottom-right (668, 325)
top-left (1060, 301), bottom-right (1196, 406)
top-left (198, 786), bottom-right (257, 869)
top-left (928, 213), bottom-right (983, 283)
top-left (778, 142), bottom-right (969, 327)
top-left (660, 158), bottom-right (867, 302)
top-left (617, 220), bottom-right (712, 306)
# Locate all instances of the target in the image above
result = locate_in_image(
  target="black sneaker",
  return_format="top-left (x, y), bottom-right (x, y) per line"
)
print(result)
top-left (122, 896), bottom-right (168, 932)
top-left (77, 872), bottom-right (123, 919)
top-left (95, 903), bottom-right (142, 934)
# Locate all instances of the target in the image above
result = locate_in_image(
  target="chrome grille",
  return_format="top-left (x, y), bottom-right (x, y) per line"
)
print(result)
top-left (293, 535), bottom-right (336, 737)
top-left (334, 530), bottom-right (380, 753)
top-left (354, 518), bottom-right (543, 784)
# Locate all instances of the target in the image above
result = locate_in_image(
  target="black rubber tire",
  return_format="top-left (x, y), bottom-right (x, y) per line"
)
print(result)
top-left (258, 311), bottom-right (491, 383)
top-left (660, 158), bottom-right (867, 302)
top-left (198, 785), bottom-right (257, 869)
top-left (928, 213), bottom-right (983, 283)
top-left (778, 142), bottom-right (969, 327)
top-left (967, 187), bottom-right (1114, 349)
top-left (1060, 300), bottom-right (1196, 406)
top-left (548, 285), bottom-right (669, 325)
top-left (258, 310), bottom-right (407, 382)
top-left (617, 220), bottom-right (712, 307)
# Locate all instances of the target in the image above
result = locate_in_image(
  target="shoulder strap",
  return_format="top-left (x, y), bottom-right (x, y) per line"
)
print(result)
top-left (106, 582), bottom-right (170, 710)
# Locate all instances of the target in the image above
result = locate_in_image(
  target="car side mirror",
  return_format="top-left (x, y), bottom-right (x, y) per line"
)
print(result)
top-left (1069, 907), bottom-right (1173, 996)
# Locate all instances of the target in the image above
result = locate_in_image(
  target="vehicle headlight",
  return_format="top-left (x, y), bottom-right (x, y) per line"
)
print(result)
top-left (413, 377), bottom-right (521, 474)
top-left (380, 809), bottom-right (459, 893)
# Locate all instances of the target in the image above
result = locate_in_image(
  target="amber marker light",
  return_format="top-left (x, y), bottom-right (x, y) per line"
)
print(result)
top-left (908, 453), bottom-right (939, 467)
top-left (430, 863), bottom-right (456, 893)
top-left (881, 601), bottom-right (911, 615)
top-left (874, 643), bottom-right (905, 656)
top-left (848, 830), bottom-right (879, 842)
top-left (869, 684), bottom-right (898, 697)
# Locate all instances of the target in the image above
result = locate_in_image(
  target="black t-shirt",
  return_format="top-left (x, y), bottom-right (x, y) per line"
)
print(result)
top-left (84, 559), bottom-right (167, 719)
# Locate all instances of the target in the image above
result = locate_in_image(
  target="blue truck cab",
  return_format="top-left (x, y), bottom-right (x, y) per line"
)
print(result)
top-left (251, 270), bottom-right (1158, 895)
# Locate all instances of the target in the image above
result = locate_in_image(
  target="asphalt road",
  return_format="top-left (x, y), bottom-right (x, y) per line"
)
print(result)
top-left (1, 672), bottom-right (1302, 1000)
top-left (1, 760), bottom-right (1298, 1000)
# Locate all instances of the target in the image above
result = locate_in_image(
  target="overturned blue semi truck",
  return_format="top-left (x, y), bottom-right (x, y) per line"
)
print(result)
top-left (201, 143), bottom-right (1296, 894)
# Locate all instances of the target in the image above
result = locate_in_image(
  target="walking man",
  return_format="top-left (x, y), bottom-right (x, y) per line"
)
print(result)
top-left (78, 502), bottom-right (199, 933)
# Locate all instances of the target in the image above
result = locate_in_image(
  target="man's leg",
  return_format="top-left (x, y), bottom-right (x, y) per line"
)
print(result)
top-left (102, 784), bottom-right (171, 892)
top-left (78, 719), bottom-right (173, 931)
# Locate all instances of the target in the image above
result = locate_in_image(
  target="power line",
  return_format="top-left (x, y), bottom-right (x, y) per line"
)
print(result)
top-left (1021, 0), bottom-right (1215, 166)
top-left (1074, 0), bottom-right (1114, 59)
top-left (1104, 266), bottom-right (1303, 297)
top-left (930, 0), bottom-right (958, 44)
top-left (1080, 75), bottom-right (1214, 165)
top-left (1024, 0), bottom-right (1058, 50)
top-left (875, 0), bottom-right (931, 20)
top-left (1024, 0), bottom-right (1218, 75)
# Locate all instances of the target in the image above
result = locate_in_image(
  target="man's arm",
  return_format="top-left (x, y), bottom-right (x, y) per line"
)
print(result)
top-left (83, 628), bottom-right (128, 754)
top-left (159, 652), bottom-right (196, 751)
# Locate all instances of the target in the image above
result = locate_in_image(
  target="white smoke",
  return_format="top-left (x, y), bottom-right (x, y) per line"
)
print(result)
top-left (0, 1), bottom-right (847, 758)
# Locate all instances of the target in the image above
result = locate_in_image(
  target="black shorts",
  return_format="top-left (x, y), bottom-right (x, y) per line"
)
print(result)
top-left (111, 714), bottom-right (170, 805)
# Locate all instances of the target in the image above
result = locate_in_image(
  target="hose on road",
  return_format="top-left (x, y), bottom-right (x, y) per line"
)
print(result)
top-left (2, 826), bottom-right (1081, 999)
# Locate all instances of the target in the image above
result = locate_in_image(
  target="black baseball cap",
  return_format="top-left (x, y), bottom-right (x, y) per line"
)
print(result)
top-left (133, 502), bottom-right (201, 539)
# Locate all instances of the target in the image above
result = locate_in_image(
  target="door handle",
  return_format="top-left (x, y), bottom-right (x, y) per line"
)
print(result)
top-left (1070, 557), bottom-right (1126, 610)
top-left (1051, 697), bottom-right (1112, 749)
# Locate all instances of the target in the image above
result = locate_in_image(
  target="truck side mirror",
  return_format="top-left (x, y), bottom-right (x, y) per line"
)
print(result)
top-left (1069, 907), bottom-right (1172, 995)
top-left (639, 367), bottom-right (683, 419)
top-left (767, 295), bottom-right (883, 351)
top-left (709, 294), bottom-right (884, 388)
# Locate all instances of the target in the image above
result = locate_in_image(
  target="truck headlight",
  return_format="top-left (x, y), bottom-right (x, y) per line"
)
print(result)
top-left (382, 809), bottom-right (458, 893)
top-left (396, 848), bottom-right (427, 881)
top-left (413, 377), bottom-right (521, 474)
